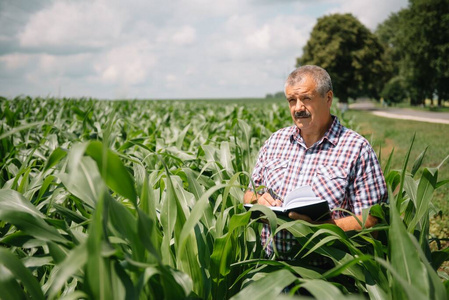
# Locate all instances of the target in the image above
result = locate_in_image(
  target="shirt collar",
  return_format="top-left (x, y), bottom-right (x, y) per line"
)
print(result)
top-left (290, 115), bottom-right (341, 147)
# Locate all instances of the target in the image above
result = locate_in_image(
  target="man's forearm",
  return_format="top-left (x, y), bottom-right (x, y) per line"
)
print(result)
top-left (288, 210), bottom-right (379, 231)
top-left (333, 214), bottom-right (378, 231)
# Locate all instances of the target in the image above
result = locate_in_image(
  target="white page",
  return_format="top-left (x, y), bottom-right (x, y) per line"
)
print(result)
top-left (284, 185), bottom-right (318, 206)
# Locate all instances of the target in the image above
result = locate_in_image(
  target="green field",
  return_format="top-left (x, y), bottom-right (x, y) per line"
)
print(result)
top-left (0, 97), bottom-right (448, 299)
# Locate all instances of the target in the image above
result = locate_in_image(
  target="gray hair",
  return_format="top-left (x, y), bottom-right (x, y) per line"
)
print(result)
top-left (284, 65), bottom-right (333, 97)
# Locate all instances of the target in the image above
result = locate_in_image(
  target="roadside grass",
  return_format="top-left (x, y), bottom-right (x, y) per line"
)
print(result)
top-left (345, 109), bottom-right (449, 248)
top-left (382, 99), bottom-right (449, 111)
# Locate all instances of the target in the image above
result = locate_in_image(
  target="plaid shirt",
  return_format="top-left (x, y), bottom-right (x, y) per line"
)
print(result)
top-left (250, 116), bottom-right (387, 257)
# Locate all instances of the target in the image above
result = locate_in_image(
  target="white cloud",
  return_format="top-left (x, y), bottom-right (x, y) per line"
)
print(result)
top-left (1, 0), bottom-right (409, 99)
top-left (0, 53), bottom-right (31, 70)
top-left (209, 13), bottom-right (312, 62)
top-left (327, 0), bottom-right (408, 29)
top-left (246, 25), bottom-right (271, 50)
top-left (18, 0), bottom-right (123, 48)
top-left (93, 40), bottom-right (156, 86)
top-left (172, 26), bottom-right (197, 46)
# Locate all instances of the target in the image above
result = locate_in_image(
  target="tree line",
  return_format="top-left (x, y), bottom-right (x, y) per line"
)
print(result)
top-left (295, 0), bottom-right (449, 106)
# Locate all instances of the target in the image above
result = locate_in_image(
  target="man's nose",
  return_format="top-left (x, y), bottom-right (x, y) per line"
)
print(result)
top-left (294, 99), bottom-right (305, 111)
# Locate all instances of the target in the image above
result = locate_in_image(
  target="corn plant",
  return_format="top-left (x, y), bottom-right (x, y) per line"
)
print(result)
top-left (0, 97), bottom-right (448, 299)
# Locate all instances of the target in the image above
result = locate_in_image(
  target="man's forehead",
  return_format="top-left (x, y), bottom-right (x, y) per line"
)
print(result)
top-left (285, 78), bottom-right (317, 95)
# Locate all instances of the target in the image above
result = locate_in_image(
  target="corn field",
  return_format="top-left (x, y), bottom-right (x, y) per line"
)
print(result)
top-left (0, 97), bottom-right (448, 299)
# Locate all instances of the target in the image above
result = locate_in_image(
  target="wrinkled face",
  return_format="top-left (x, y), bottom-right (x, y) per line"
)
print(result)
top-left (285, 75), bottom-right (333, 134)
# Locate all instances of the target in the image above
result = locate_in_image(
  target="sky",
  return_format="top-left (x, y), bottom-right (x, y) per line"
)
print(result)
top-left (0, 0), bottom-right (408, 100)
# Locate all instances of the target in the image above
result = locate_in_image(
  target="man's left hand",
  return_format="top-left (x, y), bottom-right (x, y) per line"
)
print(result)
top-left (288, 212), bottom-right (313, 223)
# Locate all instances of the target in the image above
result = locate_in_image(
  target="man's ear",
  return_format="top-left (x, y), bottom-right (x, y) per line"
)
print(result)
top-left (327, 90), bottom-right (333, 107)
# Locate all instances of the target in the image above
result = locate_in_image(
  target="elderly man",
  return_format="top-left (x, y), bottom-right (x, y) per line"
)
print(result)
top-left (244, 65), bottom-right (387, 257)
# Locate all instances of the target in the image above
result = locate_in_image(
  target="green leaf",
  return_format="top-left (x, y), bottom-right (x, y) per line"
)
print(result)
top-left (375, 257), bottom-right (428, 300)
top-left (85, 141), bottom-right (137, 206)
top-left (300, 279), bottom-right (346, 299)
top-left (389, 193), bottom-right (429, 297)
top-left (0, 121), bottom-right (45, 140)
top-left (0, 271), bottom-right (26, 300)
top-left (220, 141), bottom-right (234, 173)
top-left (411, 146), bottom-right (427, 177)
top-left (175, 123), bottom-right (190, 149)
top-left (138, 172), bottom-right (163, 261)
top-left (137, 209), bottom-right (162, 262)
top-left (35, 175), bottom-right (56, 204)
top-left (407, 167), bottom-right (437, 233)
top-left (0, 189), bottom-right (67, 244)
top-left (230, 269), bottom-right (297, 300)
top-left (383, 147), bottom-right (395, 176)
top-left (44, 147), bottom-right (67, 172)
top-left (107, 194), bottom-right (145, 262)
top-left (210, 212), bottom-right (251, 281)
top-left (182, 168), bottom-right (205, 200)
top-left (85, 191), bottom-right (114, 300)
top-left (276, 220), bottom-right (366, 281)
top-left (232, 258), bottom-right (322, 279)
top-left (159, 267), bottom-right (193, 299)
top-left (397, 134), bottom-right (415, 206)
top-left (0, 248), bottom-right (45, 300)
top-left (59, 154), bottom-right (104, 208)
top-left (407, 231), bottom-right (448, 300)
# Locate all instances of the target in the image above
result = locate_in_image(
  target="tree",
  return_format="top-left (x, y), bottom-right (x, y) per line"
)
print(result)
top-left (375, 12), bottom-right (405, 78)
top-left (297, 13), bottom-right (388, 104)
top-left (376, 0), bottom-right (449, 106)
top-left (407, 0), bottom-right (449, 106)
top-left (381, 76), bottom-right (407, 105)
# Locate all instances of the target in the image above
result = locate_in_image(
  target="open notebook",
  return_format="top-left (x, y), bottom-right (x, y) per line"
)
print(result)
top-left (244, 185), bottom-right (330, 221)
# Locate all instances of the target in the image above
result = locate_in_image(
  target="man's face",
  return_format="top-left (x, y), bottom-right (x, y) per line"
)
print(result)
top-left (285, 75), bottom-right (333, 134)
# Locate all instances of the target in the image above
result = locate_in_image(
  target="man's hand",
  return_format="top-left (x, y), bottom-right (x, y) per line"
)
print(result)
top-left (288, 212), bottom-right (314, 223)
top-left (257, 192), bottom-right (283, 207)
top-left (243, 190), bottom-right (282, 207)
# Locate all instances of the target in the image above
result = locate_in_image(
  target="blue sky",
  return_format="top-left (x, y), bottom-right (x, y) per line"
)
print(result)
top-left (0, 0), bottom-right (408, 100)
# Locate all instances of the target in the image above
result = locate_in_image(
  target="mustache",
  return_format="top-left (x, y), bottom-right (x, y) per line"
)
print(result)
top-left (294, 110), bottom-right (311, 118)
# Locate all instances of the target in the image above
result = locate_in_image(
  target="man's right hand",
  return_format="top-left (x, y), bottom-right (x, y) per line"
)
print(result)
top-left (243, 190), bottom-right (282, 207)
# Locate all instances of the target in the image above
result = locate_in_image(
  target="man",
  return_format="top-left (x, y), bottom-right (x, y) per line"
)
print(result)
top-left (244, 65), bottom-right (387, 257)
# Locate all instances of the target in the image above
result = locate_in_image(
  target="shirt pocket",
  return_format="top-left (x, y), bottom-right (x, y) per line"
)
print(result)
top-left (263, 159), bottom-right (289, 192)
top-left (313, 165), bottom-right (348, 203)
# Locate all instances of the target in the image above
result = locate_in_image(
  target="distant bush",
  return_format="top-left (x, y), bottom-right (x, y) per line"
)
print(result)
top-left (381, 76), bottom-right (407, 104)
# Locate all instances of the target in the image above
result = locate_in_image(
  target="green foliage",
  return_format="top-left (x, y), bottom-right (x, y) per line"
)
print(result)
top-left (381, 76), bottom-right (407, 104)
top-left (375, 0), bottom-right (449, 106)
top-left (0, 97), bottom-right (448, 299)
top-left (297, 13), bottom-right (388, 103)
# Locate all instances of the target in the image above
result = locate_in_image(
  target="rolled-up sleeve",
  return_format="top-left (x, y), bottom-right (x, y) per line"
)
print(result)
top-left (349, 145), bottom-right (387, 215)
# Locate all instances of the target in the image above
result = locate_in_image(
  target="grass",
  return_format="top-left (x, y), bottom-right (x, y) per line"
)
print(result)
top-left (380, 99), bottom-right (449, 112)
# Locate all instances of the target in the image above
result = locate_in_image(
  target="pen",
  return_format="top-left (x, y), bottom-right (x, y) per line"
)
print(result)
top-left (268, 188), bottom-right (282, 206)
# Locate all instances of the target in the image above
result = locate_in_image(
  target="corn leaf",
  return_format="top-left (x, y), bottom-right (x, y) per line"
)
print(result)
top-left (0, 189), bottom-right (67, 244)
top-left (389, 192), bottom-right (429, 298)
top-left (85, 141), bottom-right (137, 206)
top-left (0, 248), bottom-right (45, 300)
top-left (230, 269), bottom-right (297, 300)
top-left (407, 167), bottom-right (438, 233)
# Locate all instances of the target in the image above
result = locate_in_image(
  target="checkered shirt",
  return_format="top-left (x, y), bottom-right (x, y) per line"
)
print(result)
top-left (249, 116), bottom-right (387, 257)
